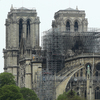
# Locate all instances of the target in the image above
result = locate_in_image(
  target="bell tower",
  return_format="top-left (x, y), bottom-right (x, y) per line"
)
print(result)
top-left (52, 7), bottom-right (88, 32)
top-left (3, 6), bottom-right (40, 86)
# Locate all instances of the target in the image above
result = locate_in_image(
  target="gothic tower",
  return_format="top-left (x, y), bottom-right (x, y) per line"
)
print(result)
top-left (3, 6), bottom-right (41, 88)
top-left (52, 7), bottom-right (88, 32)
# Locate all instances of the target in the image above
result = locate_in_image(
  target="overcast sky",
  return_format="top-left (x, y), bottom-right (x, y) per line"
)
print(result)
top-left (0, 0), bottom-right (100, 73)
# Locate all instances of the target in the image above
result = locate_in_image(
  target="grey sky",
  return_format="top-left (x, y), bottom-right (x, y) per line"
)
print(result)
top-left (0, 0), bottom-right (100, 73)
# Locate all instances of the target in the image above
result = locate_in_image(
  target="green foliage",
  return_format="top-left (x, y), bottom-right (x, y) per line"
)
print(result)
top-left (0, 72), bottom-right (39, 100)
top-left (0, 85), bottom-right (24, 100)
top-left (70, 95), bottom-right (84, 100)
top-left (20, 87), bottom-right (39, 100)
top-left (66, 90), bottom-right (76, 98)
top-left (57, 92), bottom-right (67, 100)
top-left (0, 72), bottom-right (16, 87)
top-left (57, 90), bottom-right (85, 100)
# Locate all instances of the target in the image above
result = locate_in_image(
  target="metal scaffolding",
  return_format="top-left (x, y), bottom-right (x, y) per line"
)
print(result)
top-left (37, 28), bottom-right (100, 100)
top-left (42, 28), bottom-right (100, 73)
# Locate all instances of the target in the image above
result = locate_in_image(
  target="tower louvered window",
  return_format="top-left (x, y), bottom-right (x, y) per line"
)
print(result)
top-left (26, 19), bottom-right (30, 38)
top-left (74, 21), bottom-right (78, 32)
top-left (66, 21), bottom-right (70, 32)
top-left (19, 19), bottom-right (23, 47)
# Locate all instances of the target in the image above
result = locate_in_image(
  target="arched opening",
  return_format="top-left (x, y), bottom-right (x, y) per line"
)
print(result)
top-left (85, 90), bottom-right (87, 98)
top-left (96, 63), bottom-right (100, 70)
top-left (66, 21), bottom-right (70, 32)
top-left (95, 87), bottom-right (100, 99)
top-left (19, 19), bottom-right (23, 47)
top-left (95, 63), bottom-right (100, 77)
top-left (26, 19), bottom-right (30, 38)
top-left (74, 21), bottom-right (78, 32)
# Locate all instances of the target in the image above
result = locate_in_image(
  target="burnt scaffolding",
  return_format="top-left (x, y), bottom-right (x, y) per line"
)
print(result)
top-left (37, 28), bottom-right (100, 100)
top-left (42, 28), bottom-right (100, 73)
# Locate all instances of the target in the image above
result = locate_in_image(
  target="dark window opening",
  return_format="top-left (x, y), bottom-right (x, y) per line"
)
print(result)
top-left (74, 21), bottom-right (78, 32)
top-left (95, 87), bottom-right (100, 99)
top-left (66, 21), bottom-right (70, 32)
top-left (19, 19), bottom-right (23, 47)
top-left (77, 92), bottom-right (79, 96)
top-left (26, 19), bottom-right (30, 38)
top-left (96, 63), bottom-right (100, 70)
top-left (85, 90), bottom-right (87, 98)
top-left (96, 71), bottom-right (98, 76)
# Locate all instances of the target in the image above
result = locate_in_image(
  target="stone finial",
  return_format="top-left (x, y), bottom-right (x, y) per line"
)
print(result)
top-left (76, 6), bottom-right (78, 10)
top-left (10, 4), bottom-right (13, 11)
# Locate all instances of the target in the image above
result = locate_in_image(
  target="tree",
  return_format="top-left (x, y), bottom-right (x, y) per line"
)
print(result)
top-left (20, 87), bottom-right (39, 100)
top-left (57, 92), bottom-right (67, 100)
top-left (0, 85), bottom-right (24, 100)
top-left (0, 72), bottom-right (16, 87)
top-left (66, 90), bottom-right (76, 98)
top-left (57, 90), bottom-right (85, 100)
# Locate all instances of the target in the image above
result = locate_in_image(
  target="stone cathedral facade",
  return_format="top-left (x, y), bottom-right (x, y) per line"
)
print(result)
top-left (3, 6), bottom-right (100, 100)
top-left (3, 6), bottom-right (43, 89)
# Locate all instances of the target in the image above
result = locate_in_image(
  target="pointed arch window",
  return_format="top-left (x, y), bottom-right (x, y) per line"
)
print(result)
top-left (26, 19), bottom-right (30, 38)
top-left (66, 21), bottom-right (70, 32)
top-left (95, 87), bottom-right (100, 99)
top-left (95, 63), bottom-right (100, 78)
top-left (19, 19), bottom-right (23, 47)
top-left (74, 21), bottom-right (78, 32)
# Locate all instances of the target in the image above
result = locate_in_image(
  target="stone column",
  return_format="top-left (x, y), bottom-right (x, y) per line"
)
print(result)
top-left (23, 21), bottom-right (27, 39)
top-left (79, 24), bottom-right (82, 32)
top-left (70, 24), bottom-right (74, 32)
top-left (18, 67), bottom-right (21, 87)
top-left (30, 23), bottom-right (35, 48)
top-left (13, 67), bottom-right (17, 84)
top-left (60, 22), bottom-right (65, 32)
top-left (34, 21), bottom-right (40, 47)
top-left (25, 61), bottom-right (32, 89)
top-left (11, 22), bottom-right (18, 47)
top-left (87, 79), bottom-right (90, 100)
top-left (83, 68), bottom-right (85, 77)
top-left (83, 23), bottom-right (88, 32)
top-left (5, 22), bottom-right (9, 49)
top-left (32, 63), bottom-right (42, 90)
top-left (79, 70), bottom-right (80, 77)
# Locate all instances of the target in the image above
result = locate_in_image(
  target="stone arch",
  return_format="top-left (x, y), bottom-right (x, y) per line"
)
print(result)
top-left (63, 18), bottom-right (73, 32)
top-left (63, 18), bottom-right (73, 25)
top-left (56, 65), bottom-right (85, 99)
top-left (17, 17), bottom-right (25, 24)
top-left (73, 18), bottom-right (82, 25)
top-left (96, 62), bottom-right (100, 70)
top-left (95, 62), bottom-right (100, 77)
top-left (26, 17), bottom-right (32, 22)
top-left (74, 18), bottom-right (82, 32)
top-left (95, 86), bottom-right (100, 99)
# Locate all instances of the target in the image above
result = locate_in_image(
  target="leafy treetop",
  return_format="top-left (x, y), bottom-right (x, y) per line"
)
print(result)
top-left (20, 87), bottom-right (39, 100)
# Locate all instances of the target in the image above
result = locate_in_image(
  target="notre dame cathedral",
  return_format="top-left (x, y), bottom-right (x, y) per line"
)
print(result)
top-left (3, 6), bottom-right (100, 100)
